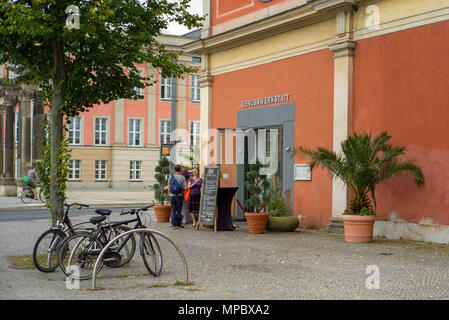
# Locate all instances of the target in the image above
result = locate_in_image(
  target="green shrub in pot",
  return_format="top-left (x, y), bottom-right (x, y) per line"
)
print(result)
top-left (266, 191), bottom-right (300, 232)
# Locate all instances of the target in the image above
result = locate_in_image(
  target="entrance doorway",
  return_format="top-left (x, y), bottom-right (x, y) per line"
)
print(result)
top-left (236, 103), bottom-right (295, 220)
top-left (242, 126), bottom-right (282, 213)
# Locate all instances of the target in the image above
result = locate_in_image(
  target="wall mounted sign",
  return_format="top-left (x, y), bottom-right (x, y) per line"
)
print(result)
top-left (241, 93), bottom-right (290, 108)
top-left (160, 144), bottom-right (172, 158)
top-left (294, 164), bottom-right (311, 181)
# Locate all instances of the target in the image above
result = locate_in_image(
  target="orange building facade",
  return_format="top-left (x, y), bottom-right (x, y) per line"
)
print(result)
top-left (185, 0), bottom-right (449, 243)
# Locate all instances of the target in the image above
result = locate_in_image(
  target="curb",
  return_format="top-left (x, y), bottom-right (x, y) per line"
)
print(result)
top-left (0, 202), bottom-right (154, 212)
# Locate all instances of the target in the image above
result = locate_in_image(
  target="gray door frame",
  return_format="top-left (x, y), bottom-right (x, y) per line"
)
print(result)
top-left (236, 103), bottom-right (295, 218)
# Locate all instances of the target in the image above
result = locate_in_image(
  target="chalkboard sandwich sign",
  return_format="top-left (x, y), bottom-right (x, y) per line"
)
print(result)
top-left (196, 166), bottom-right (219, 232)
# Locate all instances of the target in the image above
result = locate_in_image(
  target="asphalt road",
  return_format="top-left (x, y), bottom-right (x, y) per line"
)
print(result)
top-left (0, 206), bottom-right (140, 223)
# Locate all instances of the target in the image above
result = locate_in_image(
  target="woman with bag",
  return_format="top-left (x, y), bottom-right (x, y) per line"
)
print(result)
top-left (187, 168), bottom-right (202, 227)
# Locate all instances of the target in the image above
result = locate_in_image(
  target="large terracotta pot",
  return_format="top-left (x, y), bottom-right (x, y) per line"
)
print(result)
top-left (244, 212), bottom-right (270, 234)
top-left (341, 214), bottom-right (376, 243)
top-left (153, 205), bottom-right (171, 222)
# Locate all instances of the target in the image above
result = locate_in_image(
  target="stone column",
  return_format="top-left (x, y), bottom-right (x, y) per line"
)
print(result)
top-left (199, 70), bottom-right (214, 171)
top-left (0, 108), bottom-right (4, 177)
top-left (32, 97), bottom-right (45, 164)
top-left (0, 101), bottom-right (17, 196)
top-left (329, 21), bottom-right (356, 219)
top-left (19, 93), bottom-right (33, 177)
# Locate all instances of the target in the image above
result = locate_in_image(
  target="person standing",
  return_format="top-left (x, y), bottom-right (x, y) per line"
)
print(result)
top-left (168, 164), bottom-right (187, 229)
top-left (187, 167), bottom-right (202, 227)
top-left (27, 165), bottom-right (39, 200)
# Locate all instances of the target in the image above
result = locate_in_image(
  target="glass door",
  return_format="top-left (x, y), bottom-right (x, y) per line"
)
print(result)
top-left (243, 126), bottom-right (282, 212)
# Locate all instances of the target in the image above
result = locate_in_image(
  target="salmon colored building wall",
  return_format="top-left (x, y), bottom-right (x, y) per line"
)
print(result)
top-left (82, 101), bottom-right (115, 146)
top-left (211, 50), bottom-right (334, 228)
top-left (211, 0), bottom-right (289, 25)
top-left (353, 20), bottom-right (449, 225)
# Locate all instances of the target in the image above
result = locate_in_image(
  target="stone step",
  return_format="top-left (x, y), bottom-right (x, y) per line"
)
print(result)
top-left (326, 218), bottom-right (344, 234)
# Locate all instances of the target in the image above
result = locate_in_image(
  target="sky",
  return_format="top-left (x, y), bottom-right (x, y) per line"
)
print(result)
top-left (163, 0), bottom-right (204, 35)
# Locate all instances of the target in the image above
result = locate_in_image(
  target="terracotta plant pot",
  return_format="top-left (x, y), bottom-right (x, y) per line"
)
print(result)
top-left (244, 212), bottom-right (270, 234)
top-left (341, 214), bottom-right (376, 243)
top-left (153, 205), bottom-right (171, 222)
top-left (266, 216), bottom-right (300, 232)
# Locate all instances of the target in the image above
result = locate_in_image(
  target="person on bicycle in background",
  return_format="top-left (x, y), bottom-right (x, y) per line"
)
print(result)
top-left (27, 165), bottom-right (39, 200)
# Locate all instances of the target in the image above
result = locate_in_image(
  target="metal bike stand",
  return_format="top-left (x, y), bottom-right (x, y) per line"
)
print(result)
top-left (91, 228), bottom-right (189, 290)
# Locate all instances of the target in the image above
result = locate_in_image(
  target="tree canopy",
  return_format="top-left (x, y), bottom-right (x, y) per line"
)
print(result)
top-left (0, 0), bottom-right (203, 114)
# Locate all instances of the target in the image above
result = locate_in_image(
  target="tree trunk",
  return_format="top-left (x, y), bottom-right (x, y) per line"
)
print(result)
top-left (50, 38), bottom-right (66, 226)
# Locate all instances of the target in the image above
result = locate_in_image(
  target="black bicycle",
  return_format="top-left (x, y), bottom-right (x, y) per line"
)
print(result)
top-left (20, 181), bottom-right (45, 204)
top-left (32, 202), bottom-right (93, 273)
top-left (58, 205), bottom-right (162, 280)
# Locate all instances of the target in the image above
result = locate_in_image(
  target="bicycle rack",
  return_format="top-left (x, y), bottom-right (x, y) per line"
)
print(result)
top-left (91, 228), bottom-right (188, 290)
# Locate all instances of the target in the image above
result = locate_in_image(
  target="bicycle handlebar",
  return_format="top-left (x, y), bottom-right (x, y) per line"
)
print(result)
top-left (64, 202), bottom-right (90, 209)
top-left (120, 205), bottom-right (153, 216)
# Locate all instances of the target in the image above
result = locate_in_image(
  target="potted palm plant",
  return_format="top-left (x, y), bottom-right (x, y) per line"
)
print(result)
top-left (244, 159), bottom-right (270, 234)
top-left (152, 156), bottom-right (171, 222)
top-left (295, 132), bottom-right (425, 243)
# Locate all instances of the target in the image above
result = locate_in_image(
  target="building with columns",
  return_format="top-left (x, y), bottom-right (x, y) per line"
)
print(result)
top-left (0, 69), bottom-right (45, 197)
top-left (184, 0), bottom-right (449, 243)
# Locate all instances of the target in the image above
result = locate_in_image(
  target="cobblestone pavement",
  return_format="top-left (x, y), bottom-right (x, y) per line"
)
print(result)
top-left (1, 210), bottom-right (448, 300)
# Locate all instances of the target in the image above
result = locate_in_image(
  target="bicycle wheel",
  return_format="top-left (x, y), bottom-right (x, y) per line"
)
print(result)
top-left (20, 187), bottom-right (34, 204)
top-left (39, 188), bottom-right (46, 203)
top-left (33, 229), bottom-right (66, 272)
top-left (102, 225), bottom-right (136, 268)
top-left (59, 232), bottom-right (104, 280)
top-left (140, 232), bottom-right (163, 277)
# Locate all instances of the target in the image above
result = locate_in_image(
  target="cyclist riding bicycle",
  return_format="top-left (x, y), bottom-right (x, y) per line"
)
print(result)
top-left (26, 165), bottom-right (39, 200)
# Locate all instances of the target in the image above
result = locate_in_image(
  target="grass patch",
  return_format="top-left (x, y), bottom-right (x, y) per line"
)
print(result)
top-left (150, 282), bottom-right (170, 288)
top-left (174, 280), bottom-right (195, 286)
top-left (7, 255), bottom-right (35, 270)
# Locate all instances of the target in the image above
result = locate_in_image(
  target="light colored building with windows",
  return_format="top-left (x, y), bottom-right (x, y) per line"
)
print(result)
top-left (65, 32), bottom-right (202, 189)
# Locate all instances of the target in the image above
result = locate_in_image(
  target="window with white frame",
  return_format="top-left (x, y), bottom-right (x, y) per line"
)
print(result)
top-left (95, 160), bottom-right (107, 181)
top-left (128, 118), bottom-right (142, 146)
top-left (134, 69), bottom-right (144, 98)
top-left (94, 117), bottom-right (108, 145)
top-left (68, 160), bottom-right (81, 180)
top-left (190, 74), bottom-right (200, 102)
top-left (68, 117), bottom-right (81, 145)
top-left (160, 73), bottom-right (171, 100)
top-left (190, 121), bottom-right (200, 147)
top-left (129, 160), bottom-right (142, 181)
top-left (160, 120), bottom-right (171, 145)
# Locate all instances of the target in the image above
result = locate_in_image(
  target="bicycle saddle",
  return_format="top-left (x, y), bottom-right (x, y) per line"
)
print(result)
top-left (89, 215), bottom-right (107, 225)
top-left (95, 209), bottom-right (112, 216)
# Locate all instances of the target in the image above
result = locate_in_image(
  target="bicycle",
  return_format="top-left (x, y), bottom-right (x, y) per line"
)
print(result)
top-left (32, 202), bottom-right (93, 273)
top-left (20, 181), bottom-right (45, 204)
top-left (58, 205), bottom-right (162, 280)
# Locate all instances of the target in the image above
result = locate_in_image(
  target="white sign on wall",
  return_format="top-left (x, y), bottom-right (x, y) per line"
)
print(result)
top-left (294, 164), bottom-right (311, 181)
